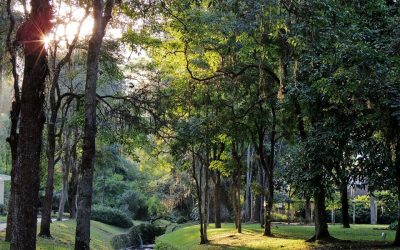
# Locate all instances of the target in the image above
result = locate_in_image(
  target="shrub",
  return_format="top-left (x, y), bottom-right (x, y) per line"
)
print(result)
top-left (349, 204), bottom-right (370, 224)
top-left (176, 216), bottom-right (187, 224)
top-left (147, 195), bottom-right (167, 218)
top-left (152, 219), bottom-right (172, 228)
top-left (389, 221), bottom-right (398, 230)
top-left (118, 190), bottom-right (148, 220)
top-left (111, 226), bottom-right (142, 249)
top-left (136, 223), bottom-right (165, 243)
top-left (271, 213), bottom-right (288, 222)
top-left (379, 212), bottom-right (397, 224)
top-left (91, 205), bottom-right (133, 228)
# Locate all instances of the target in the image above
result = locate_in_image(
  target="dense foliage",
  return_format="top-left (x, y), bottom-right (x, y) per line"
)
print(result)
top-left (91, 205), bottom-right (133, 228)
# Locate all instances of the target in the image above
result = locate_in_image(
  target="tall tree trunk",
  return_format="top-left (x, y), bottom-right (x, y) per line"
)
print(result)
top-left (393, 138), bottom-right (400, 246)
top-left (232, 146), bottom-right (242, 233)
top-left (11, 52), bottom-right (47, 249)
top-left (287, 199), bottom-right (291, 225)
top-left (305, 196), bottom-right (311, 224)
top-left (252, 163), bottom-right (262, 223)
top-left (203, 155), bottom-right (209, 239)
top-left (68, 116), bottom-right (79, 219)
top-left (264, 106), bottom-right (276, 237)
top-left (253, 194), bottom-right (261, 222)
top-left (370, 195), bottom-right (377, 225)
top-left (264, 167), bottom-right (273, 235)
top-left (6, 122), bottom-right (18, 243)
top-left (340, 183), bottom-right (350, 228)
top-left (214, 172), bottom-right (221, 228)
top-left (58, 129), bottom-right (71, 221)
top-left (5, 0), bottom-right (20, 242)
top-left (68, 148), bottom-right (78, 219)
top-left (6, 145), bottom-right (17, 243)
top-left (232, 171), bottom-right (242, 233)
top-left (75, 1), bottom-right (114, 249)
top-left (39, 84), bottom-right (58, 237)
top-left (256, 134), bottom-right (266, 229)
top-left (58, 171), bottom-right (69, 220)
top-left (395, 197), bottom-right (400, 246)
top-left (308, 186), bottom-right (331, 241)
top-left (232, 176), bottom-right (238, 229)
top-left (11, 0), bottom-right (52, 248)
top-left (236, 170), bottom-right (242, 233)
top-left (260, 167), bottom-right (265, 227)
top-left (192, 153), bottom-right (208, 244)
top-left (191, 150), bottom-right (210, 244)
top-left (245, 145), bottom-right (252, 222)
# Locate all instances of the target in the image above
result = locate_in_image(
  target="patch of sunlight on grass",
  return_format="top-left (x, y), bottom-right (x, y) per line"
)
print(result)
top-left (156, 223), bottom-right (395, 250)
top-left (156, 224), bottom-right (311, 250)
top-left (207, 227), bottom-right (310, 250)
top-left (58, 223), bottom-right (68, 228)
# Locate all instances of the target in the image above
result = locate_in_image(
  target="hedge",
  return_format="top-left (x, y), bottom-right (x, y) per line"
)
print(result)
top-left (91, 205), bottom-right (133, 228)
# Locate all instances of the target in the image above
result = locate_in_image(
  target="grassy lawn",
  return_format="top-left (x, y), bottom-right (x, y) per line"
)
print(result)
top-left (0, 216), bottom-right (6, 224)
top-left (155, 223), bottom-right (397, 250)
top-left (0, 220), bottom-right (129, 250)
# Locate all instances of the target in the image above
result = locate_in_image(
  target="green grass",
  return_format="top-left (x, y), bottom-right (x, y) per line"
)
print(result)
top-left (0, 216), bottom-right (6, 224)
top-left (155, 223), bottom-right (397, 250)
top-left (0, 220), bottom-right (129, 249)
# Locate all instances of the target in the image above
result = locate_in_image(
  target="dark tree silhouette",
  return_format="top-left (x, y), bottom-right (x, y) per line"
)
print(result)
top-left (10, 0), bottom-right (53, 248)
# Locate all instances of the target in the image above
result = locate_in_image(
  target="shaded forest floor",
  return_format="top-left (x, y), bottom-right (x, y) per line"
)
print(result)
top-left (0, 220), bottom-right (128, 249)
top-left (156, 223), bottom-right (398, 250)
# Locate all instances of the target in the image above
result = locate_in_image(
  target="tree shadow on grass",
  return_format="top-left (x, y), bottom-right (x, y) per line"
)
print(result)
top-left (206, 242), bottom-right (244, 249)
top-left (242, 228), bottom-right (309, 241)
top-left (206, 240), bottom-right (397, 250)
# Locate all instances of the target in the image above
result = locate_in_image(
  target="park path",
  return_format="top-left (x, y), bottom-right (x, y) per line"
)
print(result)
top-left (0, 217), bottom-right (68, 231)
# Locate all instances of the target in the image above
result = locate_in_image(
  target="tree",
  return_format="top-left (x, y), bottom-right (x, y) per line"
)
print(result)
top-left (10, 0), bottom-right (53, 248)
top-left (39, 4), bottom-right (89, 237)
top-left (74, 0), bottom-right (115, 248)
top-left (5, 0), bottom-right (20, 242)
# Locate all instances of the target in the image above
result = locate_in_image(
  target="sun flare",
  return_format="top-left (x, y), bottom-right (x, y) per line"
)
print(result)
top-left (43, 35), bottom-right (51, 48)
top-left (14, 1), bottom-right (123, 49)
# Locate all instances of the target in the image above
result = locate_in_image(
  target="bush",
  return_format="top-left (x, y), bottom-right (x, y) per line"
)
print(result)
top-left (389, 221), bottom-right (398, 230)
top-left (118, 190), bottom-right (148, 220)
top-left (111, 226), bottom-right (142, 249)
top-left (379, 211), bottom-right (397, 224)
top-left (136, 223), bottom-right (165, 243)
top-left (111, 223), bottom-right (165, 249)
top-left (91, 205), bottom-right (133, 228)
top-left (349, 204), bottom-right (370, 224)
top-left (152, 219), bottom-right (172, 228)
top-left (176, 216), bottom-right (187, 224)
top-left (271, 213), bottom-right (288, 222)
top-left (147, 195), bottom-right (167, 218)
